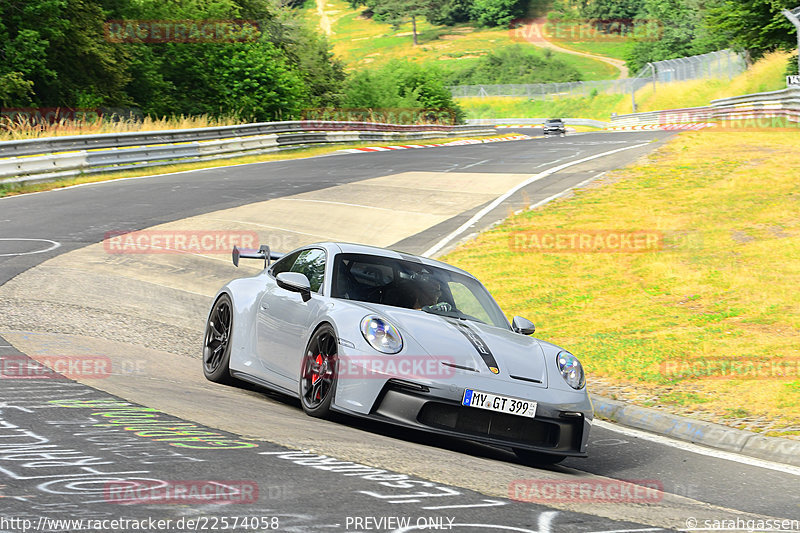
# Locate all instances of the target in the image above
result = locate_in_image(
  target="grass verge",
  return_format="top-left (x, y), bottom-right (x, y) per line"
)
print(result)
top-left (442, 130), bottom-right (800, 435)
top-left (457, 50), bottom-right (793, 120)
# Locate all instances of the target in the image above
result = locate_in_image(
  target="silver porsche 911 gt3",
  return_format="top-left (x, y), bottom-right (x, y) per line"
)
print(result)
top-left (203, 242), bottom-right (592, 464)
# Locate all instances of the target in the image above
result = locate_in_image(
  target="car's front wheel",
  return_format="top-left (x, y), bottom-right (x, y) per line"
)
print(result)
top-left (299, 323), bottom-right (338, 418)
top-left (513, 448), bottom-right (566, 466)
top-left (203, 293), bottom-right (234, 384)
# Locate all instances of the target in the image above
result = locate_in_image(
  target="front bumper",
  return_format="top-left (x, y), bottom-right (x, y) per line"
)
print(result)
top-left (345, 380), bottom-right (590, 457)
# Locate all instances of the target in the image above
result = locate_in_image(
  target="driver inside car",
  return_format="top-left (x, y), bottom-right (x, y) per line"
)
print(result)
top-left (412, 276), bottom-right (452, 312)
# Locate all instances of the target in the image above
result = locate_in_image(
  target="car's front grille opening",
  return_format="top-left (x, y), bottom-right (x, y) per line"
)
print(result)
top-left (417, 402), bottom-right (559, 448)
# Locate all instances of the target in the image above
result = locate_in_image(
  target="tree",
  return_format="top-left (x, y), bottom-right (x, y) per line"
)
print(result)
top-left (469, 0), bottom-right (525, 26)
top-left (625, 0), bottom-right (722, 73)
top-left (372, 0), bottom-right (432, 45)
top-left (703, 0), bottom-right (797, 59)
top-left (580, 0), bottom-right (640, 20)
top-left (1, 0), bottom-right (130, 108)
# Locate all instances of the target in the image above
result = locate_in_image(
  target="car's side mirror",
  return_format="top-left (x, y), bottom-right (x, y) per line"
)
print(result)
top-left (512, 316), bottom-right (536, 335)
top-left (276, 272), bottom-right (312, 302)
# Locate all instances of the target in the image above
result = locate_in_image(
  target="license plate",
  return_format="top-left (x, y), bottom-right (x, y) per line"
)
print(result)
top-left (462, 389), bottom-right (537, 418)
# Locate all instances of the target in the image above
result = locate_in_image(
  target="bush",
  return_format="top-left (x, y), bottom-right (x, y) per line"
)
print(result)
top-left (443, 45), bottom-right (583, 84)
top-left (343, 60), bottom-right (465, 124)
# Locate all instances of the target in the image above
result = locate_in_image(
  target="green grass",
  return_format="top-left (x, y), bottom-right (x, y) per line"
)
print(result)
top-left (458, 94), bottom-right (626, 120)
top-left (442, 131), bottom-right (800, 427)
top-left (556, 40), bottom-right (632, 61)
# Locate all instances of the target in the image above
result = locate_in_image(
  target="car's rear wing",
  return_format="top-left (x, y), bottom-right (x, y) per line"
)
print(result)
top-left (232, 245), bottom-right (284, 269)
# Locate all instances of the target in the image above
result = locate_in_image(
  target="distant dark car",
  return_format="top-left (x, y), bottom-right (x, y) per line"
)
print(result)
top-left (543, 118), bottom-right (566, 136)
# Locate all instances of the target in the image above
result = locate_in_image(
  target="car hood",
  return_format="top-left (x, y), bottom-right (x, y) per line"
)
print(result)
top-left (355, 302), bottom-right (548, 387)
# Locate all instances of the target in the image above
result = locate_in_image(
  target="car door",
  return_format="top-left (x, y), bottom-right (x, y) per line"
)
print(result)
top-left (256, 247), bottom-right (327, 381)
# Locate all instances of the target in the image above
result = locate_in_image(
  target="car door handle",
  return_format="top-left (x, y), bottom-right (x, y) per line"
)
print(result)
top-left (260, 303), bottom-right (269, 310)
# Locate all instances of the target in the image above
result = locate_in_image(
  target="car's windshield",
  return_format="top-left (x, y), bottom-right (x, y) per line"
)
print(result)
top-left (331, 253), bottom-right (510, 329)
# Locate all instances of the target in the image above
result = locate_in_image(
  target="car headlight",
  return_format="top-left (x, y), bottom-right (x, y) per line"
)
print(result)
top-left (360, 316), bottom-right (403, 354)
top-left (557, 351), bottom-right (585, 389)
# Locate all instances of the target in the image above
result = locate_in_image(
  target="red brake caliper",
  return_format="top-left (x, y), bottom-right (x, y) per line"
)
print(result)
top-left (312, 354), bottom-right (324, 399)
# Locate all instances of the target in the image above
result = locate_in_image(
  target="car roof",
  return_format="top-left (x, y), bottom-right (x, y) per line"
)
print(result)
top-left (301, 242), bottom-right (477, 279)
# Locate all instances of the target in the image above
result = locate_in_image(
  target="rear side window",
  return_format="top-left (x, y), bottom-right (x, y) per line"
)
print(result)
top-left (270, 250), bottom-right (301, 276)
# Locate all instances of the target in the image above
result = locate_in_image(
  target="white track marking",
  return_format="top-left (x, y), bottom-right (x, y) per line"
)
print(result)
top-left (422, 499), bottom-right (506, 510)
top-left (199, 218), bottom-right (329, 239)
top-left (458, 159), bottom-right (491, 170)
top-left (586, 529), bottom-right (664, 533)
top-left (514, 172), bottom-right (607, 215)
top-left (421, 143), bottom-right (650, 257)
top-left (0, 238), bottom-right (61, 257)
top-left (279, 198), bottom-right (433, 215)
top-left (594, 420), bottom-right (800, 476)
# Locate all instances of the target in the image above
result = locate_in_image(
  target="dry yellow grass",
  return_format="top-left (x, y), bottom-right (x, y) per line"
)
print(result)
top-left (443, 131), bottom-right (800, 432)
top-left (613, 50), bottom-right (794, 115)
top-left (0, 114), bottom-right (249, 142)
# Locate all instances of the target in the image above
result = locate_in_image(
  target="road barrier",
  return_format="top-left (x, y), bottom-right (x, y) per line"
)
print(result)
top-left (467, 118), bottom-right (609, 128)
top-left (608, 86), bottom-right (800, 128)
top-left (0, 121), bottom-right (495, 185)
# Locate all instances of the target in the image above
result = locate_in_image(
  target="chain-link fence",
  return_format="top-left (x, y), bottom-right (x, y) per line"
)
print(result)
top-left (449, 50), bottom-right (747, 100)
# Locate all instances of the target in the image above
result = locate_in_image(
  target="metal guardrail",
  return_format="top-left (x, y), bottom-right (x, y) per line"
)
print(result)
top-left (0, 122), bottom-right (495, 185)
top-left (0, 121), bottom-right (480, 158)
top-left (608, 107), bottom-right (715, 127)
top-left (467, 118), bottom-right (609, 128)
top-left (608, 86), bottom-right (800, 127)
top-left (710, 85), bottom-right (800, 107)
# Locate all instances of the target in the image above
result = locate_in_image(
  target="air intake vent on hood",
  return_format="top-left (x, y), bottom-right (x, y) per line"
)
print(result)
top-left (441, 362), bottom-right (480, 373)
top-left (510, 375), bottom-right (543, 384)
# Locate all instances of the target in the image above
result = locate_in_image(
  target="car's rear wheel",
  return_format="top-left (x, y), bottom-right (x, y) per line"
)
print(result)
top-left (203, 294), bottom-right (234, 384)
top-left (513, 448), bottom-right (566, 466)
top-left (300, 324), bottom-right (338, 418)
